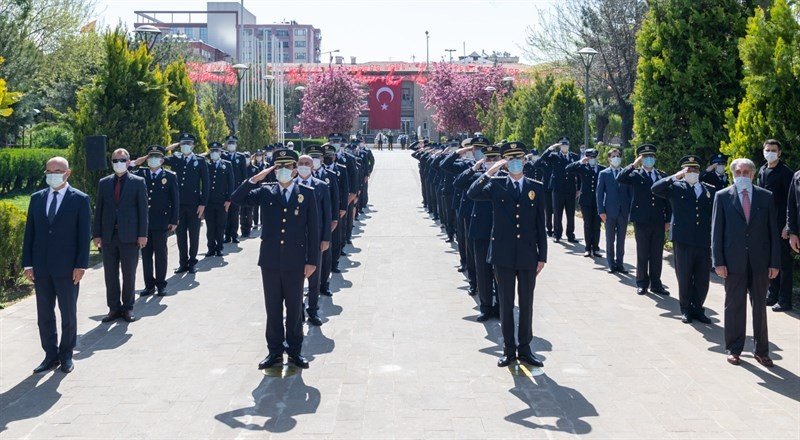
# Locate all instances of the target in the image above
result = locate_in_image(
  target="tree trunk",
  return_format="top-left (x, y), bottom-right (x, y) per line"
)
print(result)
top-left (619, 101), bottom-right (634, 148)
top-left (595, 114), bottom-right (609, 144)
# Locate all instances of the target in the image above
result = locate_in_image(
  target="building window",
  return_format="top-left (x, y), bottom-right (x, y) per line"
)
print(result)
top-left (281, 41), bottom-right (289, 48)
top-left (401, 118), bottom-right (413, 134)
top-left (199, 27), bottom-right (207, 42)
top-left (294, 40), bottom-right (306, 48)
top-left (276, 30), bottom-right (289, 37)
top-left (402, 87), bottom-right (412, 102)
top-left (295, 53), bottom-right (307, 60)
top-left (294, 28), bottom-right (307, 36)
top-left (282, 53), bottom-right (290, 62)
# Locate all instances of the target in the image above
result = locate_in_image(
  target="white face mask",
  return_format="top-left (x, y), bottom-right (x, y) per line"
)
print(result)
top-left (255, 156), bottom-right (263, 163)
top-left (226, 144), bottom-right (236, 152)
top-left (684, 172), bottom-right (699, 185)
top-left (764, 151), bottom-right (778, 163)
top-left (147, 157), bottom-right (163, 169)
top-left (312, 158), bottom-right (322, 170)
top-left (266, 153), bottom-right (273, 159)
top-left (210, 152), bottom-right (221, 161)
top-left (463, 152), bottom-right (475, 160)
top-left (734, 176), bottom-right (752, 190)
top-left (46, 173), bottom-right (66, 189)
top-left (113, 162), bottom-right (128, 174)
top-left (609, 157), bottom-right (622, 167)
top-left (297, 165), bottom-right (312, 178)
top-left (715, 165), bottom-right (725, 174)
top-left (588, 159), bottom-right (598, 167)
top-left (560, 145), bottom-right (569, 153)
top-left (180, 144), bottom-right (193, 155)
top-left (276, 168), bottom-right (293, 183)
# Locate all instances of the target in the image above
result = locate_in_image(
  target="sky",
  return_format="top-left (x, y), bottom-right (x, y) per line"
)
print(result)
top-left (92, 0), bottom-right (558, 63)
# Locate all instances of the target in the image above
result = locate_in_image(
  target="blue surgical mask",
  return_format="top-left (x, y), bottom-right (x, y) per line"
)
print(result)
top-left (643, 157), bottom-right (656, 168)
top-left (507, 159), bottom-right (524, 174)
top-left (473, 149), bottom-right (485, 161)
top-left (588, 159), bottom-right (598, 167)
top-left (276, 168), bottom-right (293, 183)
top-left (734, 176), bottom-right (752, 190)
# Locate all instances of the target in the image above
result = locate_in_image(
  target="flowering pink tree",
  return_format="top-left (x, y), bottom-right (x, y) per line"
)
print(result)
top-left (295, 67), bottom-right (366, 136)
top-left (421, 63), bottom-right (509, 134)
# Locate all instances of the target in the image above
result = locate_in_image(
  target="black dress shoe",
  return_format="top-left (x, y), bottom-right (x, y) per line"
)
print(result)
top-left (583, 251), bottom-right (592, 257)
top-left (445, 237), bottom-right (454, 243)
top-left (772, 305), bottom-right (793, 312)
top-left (33, 358), bottom-right (60, 374)
top-left (567, 237), bottom-right (579, 243)
top-left (258, 353), bottom-right (283, 369)
top-left (288, 354), bottom-right (310, 369)
top-left (307, 313), bottom-right (323, 326)
top-left (223, 237), bottom-right (232, 244)
top-left (188, 265), bottom-right (197, 274)
top-left (241, 231), bottom-right (250, 238)
top-left (694, 314), bottom-right (712, 324)
top-left (215, 250), bottom-right (224, 257)
top-left (156, 288), bottom-right (167, 296)
top-left (346, 239), bottom-right (353, 244)
top-left (139, 288), bottom-right (155, 296)
top-left (232, 237), bottom-right (240, 244)
top-left (174, 266), bottom-right (189, 274)
top-left (468, 286), bottom-right (477, 296)
top-left (59, 358), bottom-right (74, 374)
top-left (497, 355), bottom-right (516, 367)
top-left (553, 237), bottom-right (561, 243)
top-left (616, 266), bottom-right (629, 274)
top-left (457, 266), bottom-right (466, 272)
top-left (122, 311), bottom-right (137, 323)
top-left (320, 289), bottom-right (333, 297)
top-left (205, 251), bottom-right (216, 257)
top-left (651, 286), bottom-right (670, 296)
top-left (607, 268), bottom-right (618, 274)
top-left (476, 313), bottom-right (491, 322)
top-left (332, 268), bottom-right (341, 273)
top-left (681, 314), bottom-right (693, 324)
top-left (101, 310), bottom-right (122, 322)
top-left (340, 251), bottom-right (348, 256)
top-left (518, 352), bottom-right (544, 367)
top-left (766, 296), bottom-right (778, 307)
top-left (546, 231), bottom-right (553, 237)
top-left (636, 287), bottom-right (648, 296)
top-left (592, 251), bottom-right (603, 258)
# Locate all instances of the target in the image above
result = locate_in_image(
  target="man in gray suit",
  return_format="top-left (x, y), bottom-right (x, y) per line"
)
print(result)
top-left (93, 148), bottom-right (149, 323)
top-left (597, 148), bottom-right (633, 273)
top-left (711, 158), bottom-right (780, 367)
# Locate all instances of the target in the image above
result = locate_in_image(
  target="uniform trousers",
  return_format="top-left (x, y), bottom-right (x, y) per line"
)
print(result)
top-left (494, 266), bottom-right (536, 355)
top-left (473, 239), bottom-right (496, 314)
top-left (633, 222), bottom-right (666, 289)
top-left (673, 242), bottom-right (710, 316)
top-left (205, 203), bottom-right (228, 252)
top-left (580, 204), bottom-right (601, 251)
top-left (142, 228), bottom-right (168, 290)
top-left (176, 204), bottom-right (201, 267)
top-left (261, 267), bottom-right (305, 357)
top-left (553, 191), bottom-right (576, 239)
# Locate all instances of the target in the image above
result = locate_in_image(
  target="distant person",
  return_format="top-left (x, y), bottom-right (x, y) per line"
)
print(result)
top-left (596, 148), bottom-right (632, 273)
top-left (376, 132), bottom-right (384, 151)
top-left (22, 156), bottom-right (91, 374)
top-left (387, 132), bottom-right (394, 151)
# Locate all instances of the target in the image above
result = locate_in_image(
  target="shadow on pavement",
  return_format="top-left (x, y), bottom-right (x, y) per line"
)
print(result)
top-left (0, 371), bottom-right (66, 432)
top-left (505, 373), bottom-right (597, 435)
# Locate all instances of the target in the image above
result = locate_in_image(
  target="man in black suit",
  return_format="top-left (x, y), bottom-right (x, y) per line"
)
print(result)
top-left (231, 148), bottom-right (319, 370)
top-left (538, 138), bottom-right (579, 243)
top-left (566, 148), bottom-right (605, 257)
top-left (652, 155), bottom-right (717, 324)
top-left (788, 170), bottom-right (800, 255)
top-left (93, 148), bottom-right (149, 323)
top-left (22, 156), bottom-right (91, 374)
top-left (135, 146), bottom-right (179, 296)
top-left (222, 135), bottom-right (248, 244)
top-left (205, 142), bottom-right (235, 257)
top-left (467, 142), bottom-right (548, 368)
top-left (712, 158), bottom-right (781, 367)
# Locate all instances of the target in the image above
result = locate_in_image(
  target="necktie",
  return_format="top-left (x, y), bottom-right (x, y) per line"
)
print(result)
top-left (151, 172), bottom-right (157, 181)
top-left (48, 191), bottom-right (59, 224)
top-left (282, 188), bottom-right (288, 202)
top-left (114, 176), bottom-right (122, 203)
top-left (742, 189), bottom-right (751, 223)
top-left (516, 181), bottom-right (522, 194)
top-left (614, 169), bottom-right (619, 179)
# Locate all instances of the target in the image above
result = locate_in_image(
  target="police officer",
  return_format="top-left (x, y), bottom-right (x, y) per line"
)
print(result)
top-left (296, 151), bottom-right (333, 326)
top-left (241, 149), bottom-right (265, 237)
top-left (222, 135), bottom-right (247, 244)
top-left (441, 138), bottom-right (476, 280)
top-left (526, 149), bottom-right (554, 236)
top-left (700, 153), bottom-right (729, 192)
top-left (344, 141), bottom-right (364, 244)
top-left (653, 155), bottom-right (716, 324)
top-left (331, 134), bottom-right (359, 250)
top-left (566, 148), bottom-right (604, 257)
top-left (164, 133), bottom-right (210, 274)
top-left (310, 144), bottom-right (341, 297)
top-left (323, 143), bottom-right (349, 276)
top-left (231, 148), bottom-right (319, 370)
top-left (538, 137), bottom-right (579, 243)
top-left (617, 144), bottom-right (671, 295)
top-left (467, 141), bottom-right (547, 368)
top-left (204, 142), bottom-right (235, 257)
top-left (136, 146), bottom-right (179, 296)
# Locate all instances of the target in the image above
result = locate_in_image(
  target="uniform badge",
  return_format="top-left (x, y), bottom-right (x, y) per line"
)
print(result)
top-left (706, 190), bottom-right (710, 198)
top-left (294, 208), bottom-right (300, 216)
top-left (297, 194), bottom-right (304, 203)
top-left (161, 178), bottom-right (167, 185)
top-left (325, 178), bottom-right (330, 184)
top-left (528, 190), bottom-right (536, 201)
top-left (222, 164), bottom-right (226, 170)
top-left (193, 160), bottom-right (198, 167)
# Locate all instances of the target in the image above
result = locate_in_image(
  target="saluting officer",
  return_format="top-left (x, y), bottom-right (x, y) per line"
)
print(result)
top-left (566, 148), bottom-right (605, 257)
top-left (323, 143), bottom-right (349, 276)
top-left (538, 137), bottom-right (579, 243)
top-left (700, 153), bottom-right (729, 192)
top-left (653, 155), bottom-right (717, 324)
top-left (136, 146), bottom-right (179, 296)
top-left (441, 138), bottom-right (477, 288)
top-left (231, 148), bottom-right (319, 370)
top-left (241, 149), bottom-right (265, 237)
top-left (309, 144), bottom-right (340, 297)
top-left (617, 144), bottom-right (671, 295)
top-left (467, 141), bottom-right (548, 368)
top-left (205, 142), bottom-right (235, 257)
top-left (526, 149), bottom-right (554, 236)
top-left (223, 135), bottom-right (248, 244)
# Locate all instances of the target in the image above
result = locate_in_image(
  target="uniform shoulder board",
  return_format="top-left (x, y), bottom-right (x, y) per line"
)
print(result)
top-left (700, 182), bottom-right (715, 189)
top-left (298, 182), bottom-right (314, 190)
top-left (490, 175), bottom-right (506, 180)
top-left (336, 163), bottom-right (347, 169)
top-left (524, 177), bottom-right (544, 185)
top-left (164, 169), bottom-right (177, 176)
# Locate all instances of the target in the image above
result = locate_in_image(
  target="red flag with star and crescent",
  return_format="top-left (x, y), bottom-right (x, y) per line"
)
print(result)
top-left (368, 76), bottom-right (402, 130)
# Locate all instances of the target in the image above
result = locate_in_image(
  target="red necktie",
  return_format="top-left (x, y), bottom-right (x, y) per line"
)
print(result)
top-left (114, 176), bottom-right (121, 204)
top-left (742, 189), bottom-right (751, 223)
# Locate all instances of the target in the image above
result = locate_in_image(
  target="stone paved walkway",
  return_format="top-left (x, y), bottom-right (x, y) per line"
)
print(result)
top-left (1, 150), bottom-right (798, 439)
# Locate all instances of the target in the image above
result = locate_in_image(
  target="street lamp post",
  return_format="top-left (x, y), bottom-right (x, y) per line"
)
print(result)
top-left (322, 49), bottom-right (340, 68)
top-left (578, 47), bottom-right (598, 152)
top-left (445, 49), bottom-right (456, 63)
top-left (294, 85), bottom-right (306, 149)
top-left (425, 31), bottom-right (430, 69)
top-left (134, 25), bottom-right (162, 51)
top-left (232, 63), bottom-right (249, 132)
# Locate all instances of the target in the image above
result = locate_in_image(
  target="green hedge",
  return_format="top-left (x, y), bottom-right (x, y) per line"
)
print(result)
top-left (0, 148), bottom-right (64, 194)
top-left (0, 201), bottom-right (26, 288)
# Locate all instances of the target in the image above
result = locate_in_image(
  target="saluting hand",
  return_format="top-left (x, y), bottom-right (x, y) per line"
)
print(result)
top-left (632, 154), bottom-right (643, 168)
top-left (673, 167), bottom-right (688, 180)
top-left (456, 146), bottom-right (473, 156)
top-left (486, 159), bottom-right (507, 176)
top-left (580, 156), bottom-right (590, 165)
top-left (304, 264), bottom-right (316, 279)
top-left (472, 158), bottom-right (485, 172)
top-left (251, 166), bottom-right (275, 183)
top-left (548, 143), bottom-right (560, 152)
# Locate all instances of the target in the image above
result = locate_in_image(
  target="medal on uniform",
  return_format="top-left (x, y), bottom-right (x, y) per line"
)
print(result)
top-left (161, 178), bottom-right (167, 185)
top-left (528, 190), bottom-right (536, 201)
top-left (193, 160), bottom-right (198, 167)
top-left (222, 164), bottom-right (226, 169)
top-left (297, 194), bottom-right (304, 203)
top-left (325, 178), bottom-right (330, 184)
top-left (294, 208), bottom-right (300, 216)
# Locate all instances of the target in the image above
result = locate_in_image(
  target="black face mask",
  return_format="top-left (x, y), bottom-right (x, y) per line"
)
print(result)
top-left (323, 156), bottom-right (335, 165)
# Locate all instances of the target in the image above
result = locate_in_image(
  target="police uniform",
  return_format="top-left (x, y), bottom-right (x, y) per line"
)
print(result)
top-left (467, 142), bottom-right (547, 367)
top-left (527, 150), bottom-right (554, 235)
top-left (539, 137), bottom-right (579, 242)
top-left (330, 134), bottom-right (359, 251)
top-left (240, 149), bottom-right (265, 236)
top-left (165, 132), bottom-right (210, 273)
top-left (221, 135), bottom-right (248, 243)
top-left (441, 138), bottom-right (477, 287)
top-left (700, 153), bottom-right (729, 192)
top-left (204, 142), bottom-right (236, 256)
top-left (617, 144), bottom-right (672, 295)
top-left (136, 146), bottom-right (179, 296)
top-left (323, 143), bottom-right (349, 275)
top-left (310, 144), bottom-right (341, 297)
top-left (231, 148), bottom-right (319, 369)
top-left (565, 148), bottom-right (605, 256)
top-left (652, 155), bottom-right (716, 322)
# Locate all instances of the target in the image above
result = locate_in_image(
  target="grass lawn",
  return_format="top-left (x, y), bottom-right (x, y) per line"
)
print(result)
top-left (1, 191), bottom-right (32, 212)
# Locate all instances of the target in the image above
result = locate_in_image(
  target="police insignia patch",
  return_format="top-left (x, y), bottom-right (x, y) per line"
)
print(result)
top-left (325, 178), bottom-right (330, 184)
top-left (297, 194), bottom-right (304, 203)
top-left (528, 190), bottom-right (536, 201)
top-left (294, 208), bottom-right (300, 216)
top-left (161, 178), bottom-right (167, 185)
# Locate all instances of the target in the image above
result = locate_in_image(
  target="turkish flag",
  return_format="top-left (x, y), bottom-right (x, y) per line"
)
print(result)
top-left (368, 79), bottom-right (401, 130)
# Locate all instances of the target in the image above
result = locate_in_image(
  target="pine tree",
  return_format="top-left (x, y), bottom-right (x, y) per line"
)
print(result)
top-left (533, 81), bottom-right (584, 151)
top-left (512, 75), bottom-right (555, 148)
top-left (201, 100), bottom-right (228, 145)
top-left (164, 60), bottom-right (208, 151)
top-left (238, 100), bottom-right (276, 151)
top-left (722, 0), bottom-right (800, 167)
top-left (633, 0), bottom-right (749, 171)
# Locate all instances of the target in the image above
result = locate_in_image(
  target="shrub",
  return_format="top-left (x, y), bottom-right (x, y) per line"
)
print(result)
top-left (0, 148), bottom-right (63, 194)
top-left (31, 123), bottom-right (73, 149)
top-left (0, 201), bottom-right (26, 288)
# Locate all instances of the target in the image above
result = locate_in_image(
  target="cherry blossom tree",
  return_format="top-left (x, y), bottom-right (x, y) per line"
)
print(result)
top-left (295, 67), bottom-right (366, 136)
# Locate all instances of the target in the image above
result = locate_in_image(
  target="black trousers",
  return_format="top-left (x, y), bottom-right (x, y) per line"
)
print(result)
top-left (456, 214), bottom-right (467, 267)
top-left (331, 220), bottom-right (343, 270)
top-left (724, 261), bottom-right (770, 356)
top-left (205, 204), bottom-right (227, 252)
top-left (102, 233), bottom-right (139, 312)
top-left (261, 267), bottom-right (305, 357)
top-left (142, 228), bottom-right (168, 290)
top-left (253, 204), bottom-right (261, 225)
top-left (494, 266), bottom-right (537, 355)
top-left (672, 242), bottom-right (711, 316)
top-left (360, 180), bottom-right (369, 210)
top-left (633, 222), bottom-right (666, 289)
top-left (240, 206), bottom-right (253, 235)
top-left (346, 200), bottom-right (356, 241)
top-left (319, 244), bottom-right (333, 291)
top-left (473, 239), bottom-right (496, 314)
top-left (604, 215), bottom-right (627, 269)
top-left (225, 203), bottom-right (240, 239)
top-left (553, 191), bottom-right (576, 239)
top-left (306, 249), bottom-right (323, 312)
top-left (580, 204), bottom-right (601, 251)
top-left (768, 238), bottom-right (794, 308)
top-left (176, 204), bottom-right (201, 267)
top-left (35, 274), bottom-right (78, 362)
top-left (543, 190), bottom-right (553, 233)
top-left (445, 206), bottom-right (457, 239)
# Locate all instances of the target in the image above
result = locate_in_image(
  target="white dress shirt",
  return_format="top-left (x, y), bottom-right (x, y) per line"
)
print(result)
top-left (46, 183), bottom-right (70, 217)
